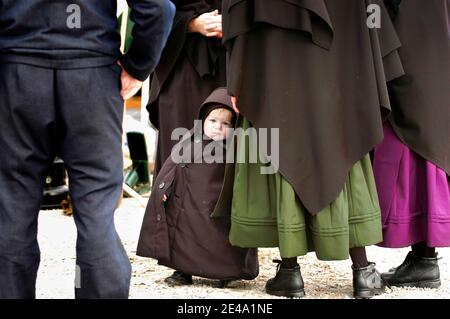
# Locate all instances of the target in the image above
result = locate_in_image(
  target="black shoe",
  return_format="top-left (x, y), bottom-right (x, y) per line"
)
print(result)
top-left (218, 280), bottom-right (232, 288)
top-left (265, 260), bottom-right (305, 298)
top-left (352, 262), bottom-right (386, 299)
top-left (381, 251), bottom-right (441, 288)
top-left (164, 271), bottom-right (193, 286)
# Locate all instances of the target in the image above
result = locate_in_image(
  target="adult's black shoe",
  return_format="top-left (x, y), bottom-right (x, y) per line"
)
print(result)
top-left (381, 251), bottom-right (441, 288)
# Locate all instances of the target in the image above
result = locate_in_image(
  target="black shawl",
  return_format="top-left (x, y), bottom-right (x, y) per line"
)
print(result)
top-left (221, 0), bottom-right (405, 214)
top-left (385, 0), bottom-right (450, 175)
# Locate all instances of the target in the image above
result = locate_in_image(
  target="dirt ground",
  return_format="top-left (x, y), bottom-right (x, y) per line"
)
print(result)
top-left (35, 198), bottom-right (450, 299)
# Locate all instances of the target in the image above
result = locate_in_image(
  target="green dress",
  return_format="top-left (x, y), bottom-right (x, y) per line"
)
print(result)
top-left (226, 117), bottom-right (382, 260)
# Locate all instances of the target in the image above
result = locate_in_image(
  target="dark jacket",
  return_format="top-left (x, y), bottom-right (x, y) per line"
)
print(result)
top-left (137, 88), bottom-right (259, 280)
top-left (0, 0), bottom-right (175, 80)
top-left (222, 0), bottom-right (405, 214)
top-left (148, 0), bottom-right (224, 127)
top-left (384, 0), bottom-right (450, 175)
top-left (146, 0), bottom-right (227, 178)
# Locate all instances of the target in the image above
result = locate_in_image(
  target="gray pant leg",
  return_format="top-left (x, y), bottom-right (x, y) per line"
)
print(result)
top-left (56, 65), bottom-right (131, 299)
top-left (0, 63), bottom-right (56, 299)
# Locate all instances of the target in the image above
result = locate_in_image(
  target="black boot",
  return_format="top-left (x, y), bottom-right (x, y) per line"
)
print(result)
top-left (218, 280), bottom-right (232, 288)
top-left (164, 271), bottom-right (193, 286)
top-left (352, 262), bottom-right (386, 299)
top-left (265, 260), bottom-right (305, 298)
top-left (381, 251), bottom-right (441, 288)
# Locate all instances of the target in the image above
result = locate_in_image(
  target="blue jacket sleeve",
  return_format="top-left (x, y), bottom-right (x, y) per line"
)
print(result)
top-left (121, 0), bottom-right (175, 81)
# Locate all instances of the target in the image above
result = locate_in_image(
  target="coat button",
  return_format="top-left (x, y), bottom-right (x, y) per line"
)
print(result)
top-left (158, 182), bottom-right (165, 189)
top-left (157, 214), bottom-right (161, 221)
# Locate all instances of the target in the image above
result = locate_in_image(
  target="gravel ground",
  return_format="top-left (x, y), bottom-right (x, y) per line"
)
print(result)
top-left (36, 198), bottom-right (450, 299)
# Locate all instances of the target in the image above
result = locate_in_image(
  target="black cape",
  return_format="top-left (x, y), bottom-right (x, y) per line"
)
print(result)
top-left (148, 0), bottom-right (227, 176)
top-left (385, 0), bottom-right (450, 175)
top-left (221, 0), bottom-right (405, 214)
top-left (137, 88), bottom-right (259, 280)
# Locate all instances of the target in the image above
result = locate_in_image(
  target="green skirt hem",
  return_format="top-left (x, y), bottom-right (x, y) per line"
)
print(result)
top-left (230, 210), bottom-right (383, 260)
top-left (229, 116), bottom-right (383, 260)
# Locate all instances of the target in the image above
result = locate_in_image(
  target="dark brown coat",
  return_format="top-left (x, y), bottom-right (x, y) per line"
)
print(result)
top-left (222, 0), bottom-right (405, 214)
top-left (137, 89), bottom-right (259, 281)
top-left (385, 0), bottom-right (450, 175)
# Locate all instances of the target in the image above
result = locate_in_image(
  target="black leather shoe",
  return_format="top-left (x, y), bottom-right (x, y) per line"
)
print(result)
top-left (218, 280), bottom-right (232, 288)
top-left (381, 251), bottom-right (441, 288)
top-left (352, 262), bottom-right (386, 299)
top-left (265, 260), bottom-right (305, 298)
top-left (164, 271), bottom-right (193, 286)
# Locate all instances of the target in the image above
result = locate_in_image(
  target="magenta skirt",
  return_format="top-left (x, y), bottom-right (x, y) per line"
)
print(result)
top-left (374, 123), bottom-right (450, 248)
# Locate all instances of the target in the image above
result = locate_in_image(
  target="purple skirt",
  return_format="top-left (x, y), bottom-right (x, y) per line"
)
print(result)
top-left (374, 123), bottom-right (450, 248)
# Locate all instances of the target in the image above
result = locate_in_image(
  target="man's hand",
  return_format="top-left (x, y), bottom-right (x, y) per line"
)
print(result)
top-left (117, 61), bottom-right (143, 100)
top-left (188, 10), bottom-right (222, 38)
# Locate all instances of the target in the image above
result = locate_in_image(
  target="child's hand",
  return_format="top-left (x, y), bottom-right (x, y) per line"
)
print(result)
top-left (231, 96), bottom-right (239, 114)
top-left (163, 194), bottom-right (168, 202)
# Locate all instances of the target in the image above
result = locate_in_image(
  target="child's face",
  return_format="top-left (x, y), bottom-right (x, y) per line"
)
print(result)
top-left (203, 108), bottom-right (234, 141)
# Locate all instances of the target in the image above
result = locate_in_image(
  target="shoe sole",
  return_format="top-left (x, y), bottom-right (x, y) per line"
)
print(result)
top-left (218, 281), bottom-right (232, 289)
top-left (353, 287), bottom-right (385, 299)
top-left (389, 279), bottom-right (441, 289)
top-left (164, 278), bottom-right (193, 286)
top-left (266, 289), bottom-right (306, 299)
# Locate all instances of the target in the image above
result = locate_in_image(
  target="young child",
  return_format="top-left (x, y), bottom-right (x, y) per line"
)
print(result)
top-left (136, 87), bottom-right (259, 287)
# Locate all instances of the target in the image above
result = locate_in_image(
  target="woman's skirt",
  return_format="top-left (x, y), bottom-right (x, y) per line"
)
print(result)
top-left (374, 122), bottom-right (450, 248)
top-left (229, 117), bottom-right (383, 260)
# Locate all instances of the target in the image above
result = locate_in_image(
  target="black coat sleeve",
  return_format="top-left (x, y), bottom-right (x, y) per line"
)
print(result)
top-left (120, 0), bottom-right (176, 81)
